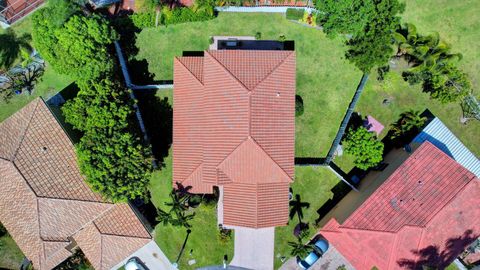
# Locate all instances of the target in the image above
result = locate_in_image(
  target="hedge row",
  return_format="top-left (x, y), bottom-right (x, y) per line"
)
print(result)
top-left (130, 7), bottom-right (215, 29)
top-left (286, 8), bottom-right (305, 20)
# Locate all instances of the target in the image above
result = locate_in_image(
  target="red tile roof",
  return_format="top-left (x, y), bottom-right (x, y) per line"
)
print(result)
top-left (173, 50), bottom-right (295, 228)
top-left (0, 98), bottom-right (151, 270)
top-left (320, 142), bottom-right (480, 270)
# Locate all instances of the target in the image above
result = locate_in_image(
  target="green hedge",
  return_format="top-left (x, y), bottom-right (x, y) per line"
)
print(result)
top-left (131, 11), bottom-right (156, 28)
top-left (286, 8), bottom-right (305, 20)
top-left (162, 7), bottom-right (215, 25)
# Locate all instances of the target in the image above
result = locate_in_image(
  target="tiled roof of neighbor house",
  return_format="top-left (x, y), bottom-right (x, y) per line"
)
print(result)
top-left (0, 98), bottom-right (151, 270)
top-left (320, 142), bottom-right (480, 270)
top-left (173, 50), bottom-right (295, 228)
top-left (413, 117), bottom-right (480, 177)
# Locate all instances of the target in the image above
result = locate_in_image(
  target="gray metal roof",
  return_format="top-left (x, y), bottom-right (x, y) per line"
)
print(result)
top-left (413, 117), bottom-right (480, 177)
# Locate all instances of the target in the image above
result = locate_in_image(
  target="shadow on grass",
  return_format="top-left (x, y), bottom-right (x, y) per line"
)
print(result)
top-left (136, 89), bottom-right (173, 167)
top-left (315, 180), bottom-right (351, 225)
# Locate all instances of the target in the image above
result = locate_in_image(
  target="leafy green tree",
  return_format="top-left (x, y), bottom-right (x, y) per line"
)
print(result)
top-left (156, 208), bottom-right (174, 226)
top-left (63, 79), bottom-right (152, 202)
top-left (343, 127), bottom-right (384, 170)
top-left (345, 0), bottom-right (405, 73)
top-left (33, 12), bottom-right (117, 80)
top-left (316, 0), bottom-right (374, 37)
top-left (0, 29), bottom-right (32, 69)
top-left (288, 238), bottom-right (314, 258)
top-left (422, 64), bottom-right (471, 103)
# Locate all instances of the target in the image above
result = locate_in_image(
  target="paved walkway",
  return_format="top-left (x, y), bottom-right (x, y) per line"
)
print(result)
top-left (229, 227), bottom-right (275, 270)
top-left (111, 240), bottom-right (176, 270)
top-left (279, 245), bottom-right (354, 270)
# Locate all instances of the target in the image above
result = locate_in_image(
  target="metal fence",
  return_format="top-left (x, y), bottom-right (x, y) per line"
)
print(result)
top-left (0, 0), bottom-right (44, 26)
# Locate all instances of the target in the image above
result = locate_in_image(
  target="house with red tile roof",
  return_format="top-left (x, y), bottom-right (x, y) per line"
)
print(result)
top-left (173, 49), bottom-right (295, 229)
top-left (0, 98), bottom-right (152, 270)
top-left (319, 141), bottom-right (480, 270)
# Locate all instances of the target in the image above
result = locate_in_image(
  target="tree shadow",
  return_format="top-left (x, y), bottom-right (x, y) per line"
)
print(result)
top-left (397, 229), bottom-right (479, 269)
top-left (135, 89), bottom-right (173, 166)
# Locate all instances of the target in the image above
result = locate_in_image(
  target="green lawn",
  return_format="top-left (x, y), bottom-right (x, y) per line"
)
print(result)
top-left (135, 12), bottom-right (361, 158)
top-left (274, 166), bottom-right (340, 269)
top-left (0, 234), bottom-right (24, 269)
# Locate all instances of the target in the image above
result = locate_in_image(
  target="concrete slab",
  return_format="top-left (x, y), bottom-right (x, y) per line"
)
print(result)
top-left (111, 240), bottom-right (176, 270)
top-left (229, 227), bottom-right (275, 270)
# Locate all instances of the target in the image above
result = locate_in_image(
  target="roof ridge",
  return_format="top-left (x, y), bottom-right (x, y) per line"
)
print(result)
top-left (11, 98), bottom-right (40, 162)
top-left (36, 194), bottom-right (112, 204)
top-left (95, 231), bottom-right (152, 240)
top-left (175, 57), bottom-right (204, 85)
top-left (251, 51), bottom-right (294, 92)
top-left (204, 51), bottom-right (250, 93)
top-left (216, 137), bottom-right (249, 172)
top-left (249, 137), bottom-right (293, 182)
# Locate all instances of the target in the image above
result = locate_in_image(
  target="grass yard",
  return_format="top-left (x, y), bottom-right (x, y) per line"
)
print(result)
top-left (274, 166), bottom-right (340, 269)
top-left (0, 234), bottom-right (24, 269)
top-left (135, 12), bottom-right (362, 158)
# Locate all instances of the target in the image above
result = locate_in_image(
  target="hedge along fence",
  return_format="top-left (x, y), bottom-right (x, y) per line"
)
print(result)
top-left (130, 6), bottom-right (215, 28)
top-left (286, 7), bottom-right (304, 20)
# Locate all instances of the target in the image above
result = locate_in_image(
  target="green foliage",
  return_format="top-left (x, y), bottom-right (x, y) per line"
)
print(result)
top-left (337, 265), bottom-right (347, 270)
top-left (285, 8), bottom-right (305, 20)
top-left (278, 35), bottom-right (286, 42)
top-left (421, 64), bottom-right (471, 103)
top-left (389, 110), bottom-right (427, 140)
top-left (63, 79), bottom-right (152, 202)
top-left (47, 0), bottom-right (81, 27)
top-left (130, 12), bottom-right (156, 28)
top-left (295, 95), bottom-right (304, 117)
top-left (255, 32), bottom-right (262, 40)
top-left (343, 127), bottom-right (384, 170)
top-left (315, 0), bottom-right (374, 37)
top-left (0, 28), bottom-right (32, 69)
top-left (162, 7), bottom-right (215, 25)
top-left (288, 238), bottom-right (314, 258)
top-left (53, 249), bottom-right (93, 270)
top-left (461, 95), bottom-right (480, 123)
top-left (0, 223), bottom-right (6, 237)
top-left (345, 0), bottom-right (404, 73)
top-left (157, 190), bottom-right (195, 228)
top-left (218, 226), bottom-right (232, 243)
top-left (32, 12), bottom-right (117, 80)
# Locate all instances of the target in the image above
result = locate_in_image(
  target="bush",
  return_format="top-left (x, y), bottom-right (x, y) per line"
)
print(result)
top-left (295, 95), bottom-right (304, 117)
top-left (0, 222), bottom-right (7, 237)
top-left (162, 7), bottom-right (215, 25)
top-left (131, 12), bottom-right (156, 28)
top-left (343, 127), bottom-right (384, 170)
top-left (218, 226), bottom-right (232, 243)
top-left (286, 8), bottom-right (304, 20)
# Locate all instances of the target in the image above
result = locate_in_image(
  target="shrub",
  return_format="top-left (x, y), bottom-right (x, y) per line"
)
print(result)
top-left (285, 8), bottom-right (304, 20)
top-left (162, 7), bottom-right (215, 25)
top-left (0, 222), bottom-right (7, 237)
top-left (295, 95), bottom-right (304, 117)
top-left (218, 226), bottom-right (233, 243)
top-left (255, 32), bottom-right (262, 40)
top-left (130, 12), bottom-right (156, 28)
top-left (343, 127), bottom-right (384, 170)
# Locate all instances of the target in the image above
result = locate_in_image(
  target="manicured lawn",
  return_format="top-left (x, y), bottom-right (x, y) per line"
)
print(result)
top-left (135, 12), bottom-right (362, 158)
top-left (274, 166), bottom-right (340, 269)
top-left (0, 234), bottom-right (24, 269)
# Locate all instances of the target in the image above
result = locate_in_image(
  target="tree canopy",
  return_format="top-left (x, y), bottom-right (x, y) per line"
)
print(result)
top-left (63, 79), bottom-right (152, 202)
top-left (343, 127), bottom-right (384, 170)
top-left (316, 0), bottom-right (375, 37)
top-left (345, 0), bottom-right (405, 73)
top-left (32, 12), bottom-right (117, 80)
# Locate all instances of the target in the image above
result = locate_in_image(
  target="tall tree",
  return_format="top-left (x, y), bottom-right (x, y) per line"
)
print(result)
top-left (345, 0), bottom-right (405, 73)
top-left (316, 0), bottom-right (374, 38)
top-left (288, 238), bottom-right (314, 258)
top-left (343, 127), bottom-right (384, 170)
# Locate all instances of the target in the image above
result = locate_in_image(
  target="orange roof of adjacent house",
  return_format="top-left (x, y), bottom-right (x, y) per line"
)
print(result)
top-left (0, 98), bottom-right (151, 270)
top-left (320, 142), bottom-right (480, 270)
top-left (173, 50), bottom-right (295, 228)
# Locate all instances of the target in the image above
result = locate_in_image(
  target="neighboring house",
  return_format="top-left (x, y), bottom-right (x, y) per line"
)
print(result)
top-left (319, 141), bottom-right (480, 270)
top-left (0, 98), bottom-right (152, 270)
top-left (0, 0), bottom-right (44, 27)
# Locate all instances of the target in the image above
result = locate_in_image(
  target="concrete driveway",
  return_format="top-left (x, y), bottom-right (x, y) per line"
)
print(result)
top-left (279, 245), bottom-right (354, 270)
top-left (111, 240), bottom-right (176, 270)
top-left (229, 227), bottom-right (275, 270)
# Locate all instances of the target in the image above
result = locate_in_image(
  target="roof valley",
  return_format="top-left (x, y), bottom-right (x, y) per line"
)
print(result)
top-left (11, 99), bottom-right (39, 162)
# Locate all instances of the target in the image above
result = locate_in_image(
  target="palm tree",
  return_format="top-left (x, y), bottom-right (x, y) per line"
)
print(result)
top-left (0, 29), bottom-right (32, 69)
top-left (172, 210), bottom-right (195, 228)
top-left (165, 190), bottom-right (188, 213)
top-left (156, 208), bottom-right (174, 226)
top-left (288, 238), bottom-right (314, 258)
top-left (389, 110), bottom-right (427, 140)
top-left (289, 194), bottom-right (310, 226)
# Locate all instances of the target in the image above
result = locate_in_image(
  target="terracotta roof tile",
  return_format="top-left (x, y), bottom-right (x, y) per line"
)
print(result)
top-left (177, 56), bottom-right (204, 83)
top-left (94, 203), bottom-right (151, 239)
top-left (0, 98), bottom-right (152, 270)
top-left (173, 50), bottom-right (295, 228)
top-left (320, 142), bottom-right (480, 270)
